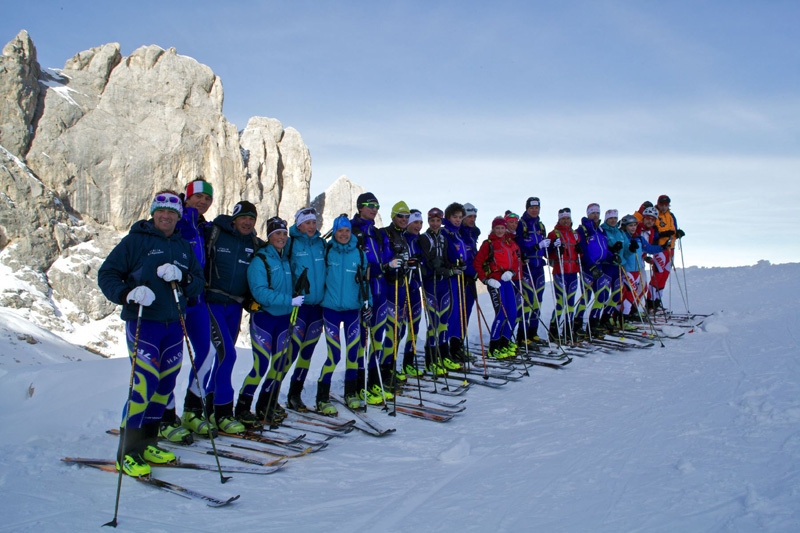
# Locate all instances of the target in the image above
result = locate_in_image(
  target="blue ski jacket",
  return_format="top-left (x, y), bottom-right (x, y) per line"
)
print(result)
top-left (98, 219), bottom-right (205, 323)
top-left (577, 217), bottom-right (612, 269)
top-left (322, 234), bottom-right (371, 312)
top-left (248, 244), bottom-right (293, 316)
top-left (289, 224), bottom-right (327, 305)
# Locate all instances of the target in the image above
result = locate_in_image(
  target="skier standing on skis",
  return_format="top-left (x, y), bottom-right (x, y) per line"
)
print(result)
top-left (98, 190), bottom-right (205, 476)
top-left (600, 209), bottom-right (625, 331)
top-left (315, 215), bottom-right (371, 415)
top-left (203, 201), bottom-right (263, 435)
top-left (460, 202), bottom-right (481, 348)
top-left (547, 208), bottom-right (581, 341)
top-left (418, 207), bottom-right (457, 375)
top-left (284, 207), bottom-right (327, 413)
top-left (382, 201), bottom-right (413, 388)
top-left (649, 195), bottom-right (685, 312)
top-left (159, 179), bottom-right (214, 444)
top-left (474, 216), bottom-right (521, 359)
top-left (515, 197), bottom-right (550, 346)
top-left (235, 216), bottom-right (302, 426)
top-left (575, 203), bottom-right (613, 337)
top-left (442, 202), bottom-right (470, 367)
top-left (350, 193), bottom-right (402, 405)
top-left (399, 209), bottom-right (424, 379)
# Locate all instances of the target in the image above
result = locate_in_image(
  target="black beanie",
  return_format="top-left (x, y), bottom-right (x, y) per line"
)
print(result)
top-left (232, 201), bottom-right (258, 220)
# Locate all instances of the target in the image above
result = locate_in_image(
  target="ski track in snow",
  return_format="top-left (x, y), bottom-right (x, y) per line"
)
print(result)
top-left (1, 263), bottom-right (800, 531)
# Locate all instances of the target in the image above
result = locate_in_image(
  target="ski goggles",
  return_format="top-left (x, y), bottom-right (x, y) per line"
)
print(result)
top-left (295, 207), bottom-right (317, 225)
top-left (360, 201), bottom-right (380, 209)
top-left (150, 193), bottom-right (183, 216)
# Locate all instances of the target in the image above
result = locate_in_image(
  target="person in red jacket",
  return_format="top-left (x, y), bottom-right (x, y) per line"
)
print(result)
top-left (547, 208), bottom-right (581, 342)
top-left (474, 217), bottom-right (521, 358)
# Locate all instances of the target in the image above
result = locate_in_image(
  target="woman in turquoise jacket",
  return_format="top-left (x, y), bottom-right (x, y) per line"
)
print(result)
top-left (235, 216), bottom-right (303, 426)
top-left (600, 210), bottom-right (626, 329)
top-left (285, 207), bottom-right (327, 411)
top-left (315, 215), bottom-right (371, 415)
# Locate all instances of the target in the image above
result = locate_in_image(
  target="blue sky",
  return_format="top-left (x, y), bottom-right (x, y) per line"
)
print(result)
top-left (3, 1), bottom-right (799, 267)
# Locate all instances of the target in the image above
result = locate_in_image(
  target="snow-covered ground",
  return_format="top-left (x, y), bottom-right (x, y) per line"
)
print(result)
top-left (1, 262), bottom-right (799, 532)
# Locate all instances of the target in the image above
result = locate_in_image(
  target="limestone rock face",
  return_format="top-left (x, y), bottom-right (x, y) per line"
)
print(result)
top-left (311, 175), bottom-right (366, 234)
top-left (0, 30), bottom-right (41, 157)
top-left (0, 31), bottom-right (338, 356)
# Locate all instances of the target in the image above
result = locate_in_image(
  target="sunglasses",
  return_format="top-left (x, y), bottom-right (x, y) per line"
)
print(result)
top-left (395, 213), bottom-right (410, 219)
top-left (361, 202), bottom-right (380, 209)
top-left (155, 194), bottom-right (181, 204)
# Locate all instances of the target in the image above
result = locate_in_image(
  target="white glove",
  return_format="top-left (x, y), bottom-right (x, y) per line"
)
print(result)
top-left (486, 279), bottom-right (501, 289)
top-left (501, 271), bottom-right (514, 282)
top-left (157, 263), bottom-right (182, 282)
top-left (126, 286), bottom-right (156, 306)
top-left (539, 238), bottom-right (551, 249)
top-left (553, 238), bottom-right (562, 248)
top-left (388, 258), bottom-right (404, 269)
top-left (291, 295), bottom-right (305, 307)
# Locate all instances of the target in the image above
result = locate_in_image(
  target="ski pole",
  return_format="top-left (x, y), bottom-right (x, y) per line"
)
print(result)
top-left (547, 262), bottom-right (562, 346)
top-left (171, 282), bottom-right (230, 484)
top-left (456, 272), bottom-right (470, 382)
top-left (678, 236), bottom-right (690, 314)
top-left (419, 274), bottom-right (440, 394)
top-left (506, 282), bottom-right (530, 377)
top-left (576, 254), bottom-right (593, 342)
top-left (404, 273), bottom-right (424, 406)
top-left (468, 280), bottom-right (488, 379)
top-left (388, 275), bottom-right (400, 416)
top-left (104, 303), bottom-right (143, 528)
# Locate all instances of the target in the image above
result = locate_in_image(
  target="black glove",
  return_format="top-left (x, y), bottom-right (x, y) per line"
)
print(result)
top-left (660, 230), bottom-right (675, 238)
top-left (406, 257), bottom-right (420, 270)
top-left (644, 256), bottom-right (653, 264)
top-left (361, 305), bottom-right (373, 323)
top-left (613, 253), bottom-right (622, 265)
top-left (574, 242), bottom-right (584, 255)
top-left (590, 265), bottom-right (602, 280)
top-left (609, 241), bottom-right (623, 253)
top-left (628, 240), bottom-right (639, 252)
top-left (662, 244), bottom-right (670, 251)
top-left (676, 229), bottom-right (685, 238)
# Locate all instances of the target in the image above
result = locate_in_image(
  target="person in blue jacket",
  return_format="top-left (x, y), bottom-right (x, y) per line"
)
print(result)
top-left (460, 202), bottom-right (481, 352)
top-left (235, 216), bottom-right (304, 426)
top-left (98, 190), bottom-right (205, 477)
top-left (160, 179), bottom-right (215, 443)
top-left (283, 206), bottom-right (327, 412)
top-left (600, 209), bottom-right (626, 331)
top-left (515, 197), bottom-right (551, 345)
top-left (203, 201), bottom-right (263, 434)
top-left (618, 214), bottom-right (663, 325)
top-left (315, 215), bottom-right (371, 415)
top-left (442, 202), bottom-right (469, 366)
top-left (350, 192), bottom-right (402, 405)
top-left (576, 203), bottom-right (613, 337)
top-left (398, 209), bottom-right (424, 378)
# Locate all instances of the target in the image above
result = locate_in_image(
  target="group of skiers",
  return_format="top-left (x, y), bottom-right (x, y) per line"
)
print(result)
top-left (98, 180), bottom-right (684, 476)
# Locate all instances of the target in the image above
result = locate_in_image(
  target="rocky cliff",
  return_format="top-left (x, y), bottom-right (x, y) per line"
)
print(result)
top-left (0, 30), bottom-right (361, 355)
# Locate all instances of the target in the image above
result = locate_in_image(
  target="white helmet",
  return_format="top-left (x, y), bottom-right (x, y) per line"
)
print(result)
top-left (642, 207), bottom-right (658, 218)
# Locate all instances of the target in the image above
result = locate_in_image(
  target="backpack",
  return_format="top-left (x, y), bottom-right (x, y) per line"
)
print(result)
top-left (205, 224), bottom-right (265, 312)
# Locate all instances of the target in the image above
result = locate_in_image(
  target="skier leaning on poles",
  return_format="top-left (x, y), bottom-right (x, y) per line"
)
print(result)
top-left (649, 194), bottom-right (685, 312)
top-left (98, 190), bottom-right (205, 477)
top-left (473, 216), bottom-right (521, 359)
